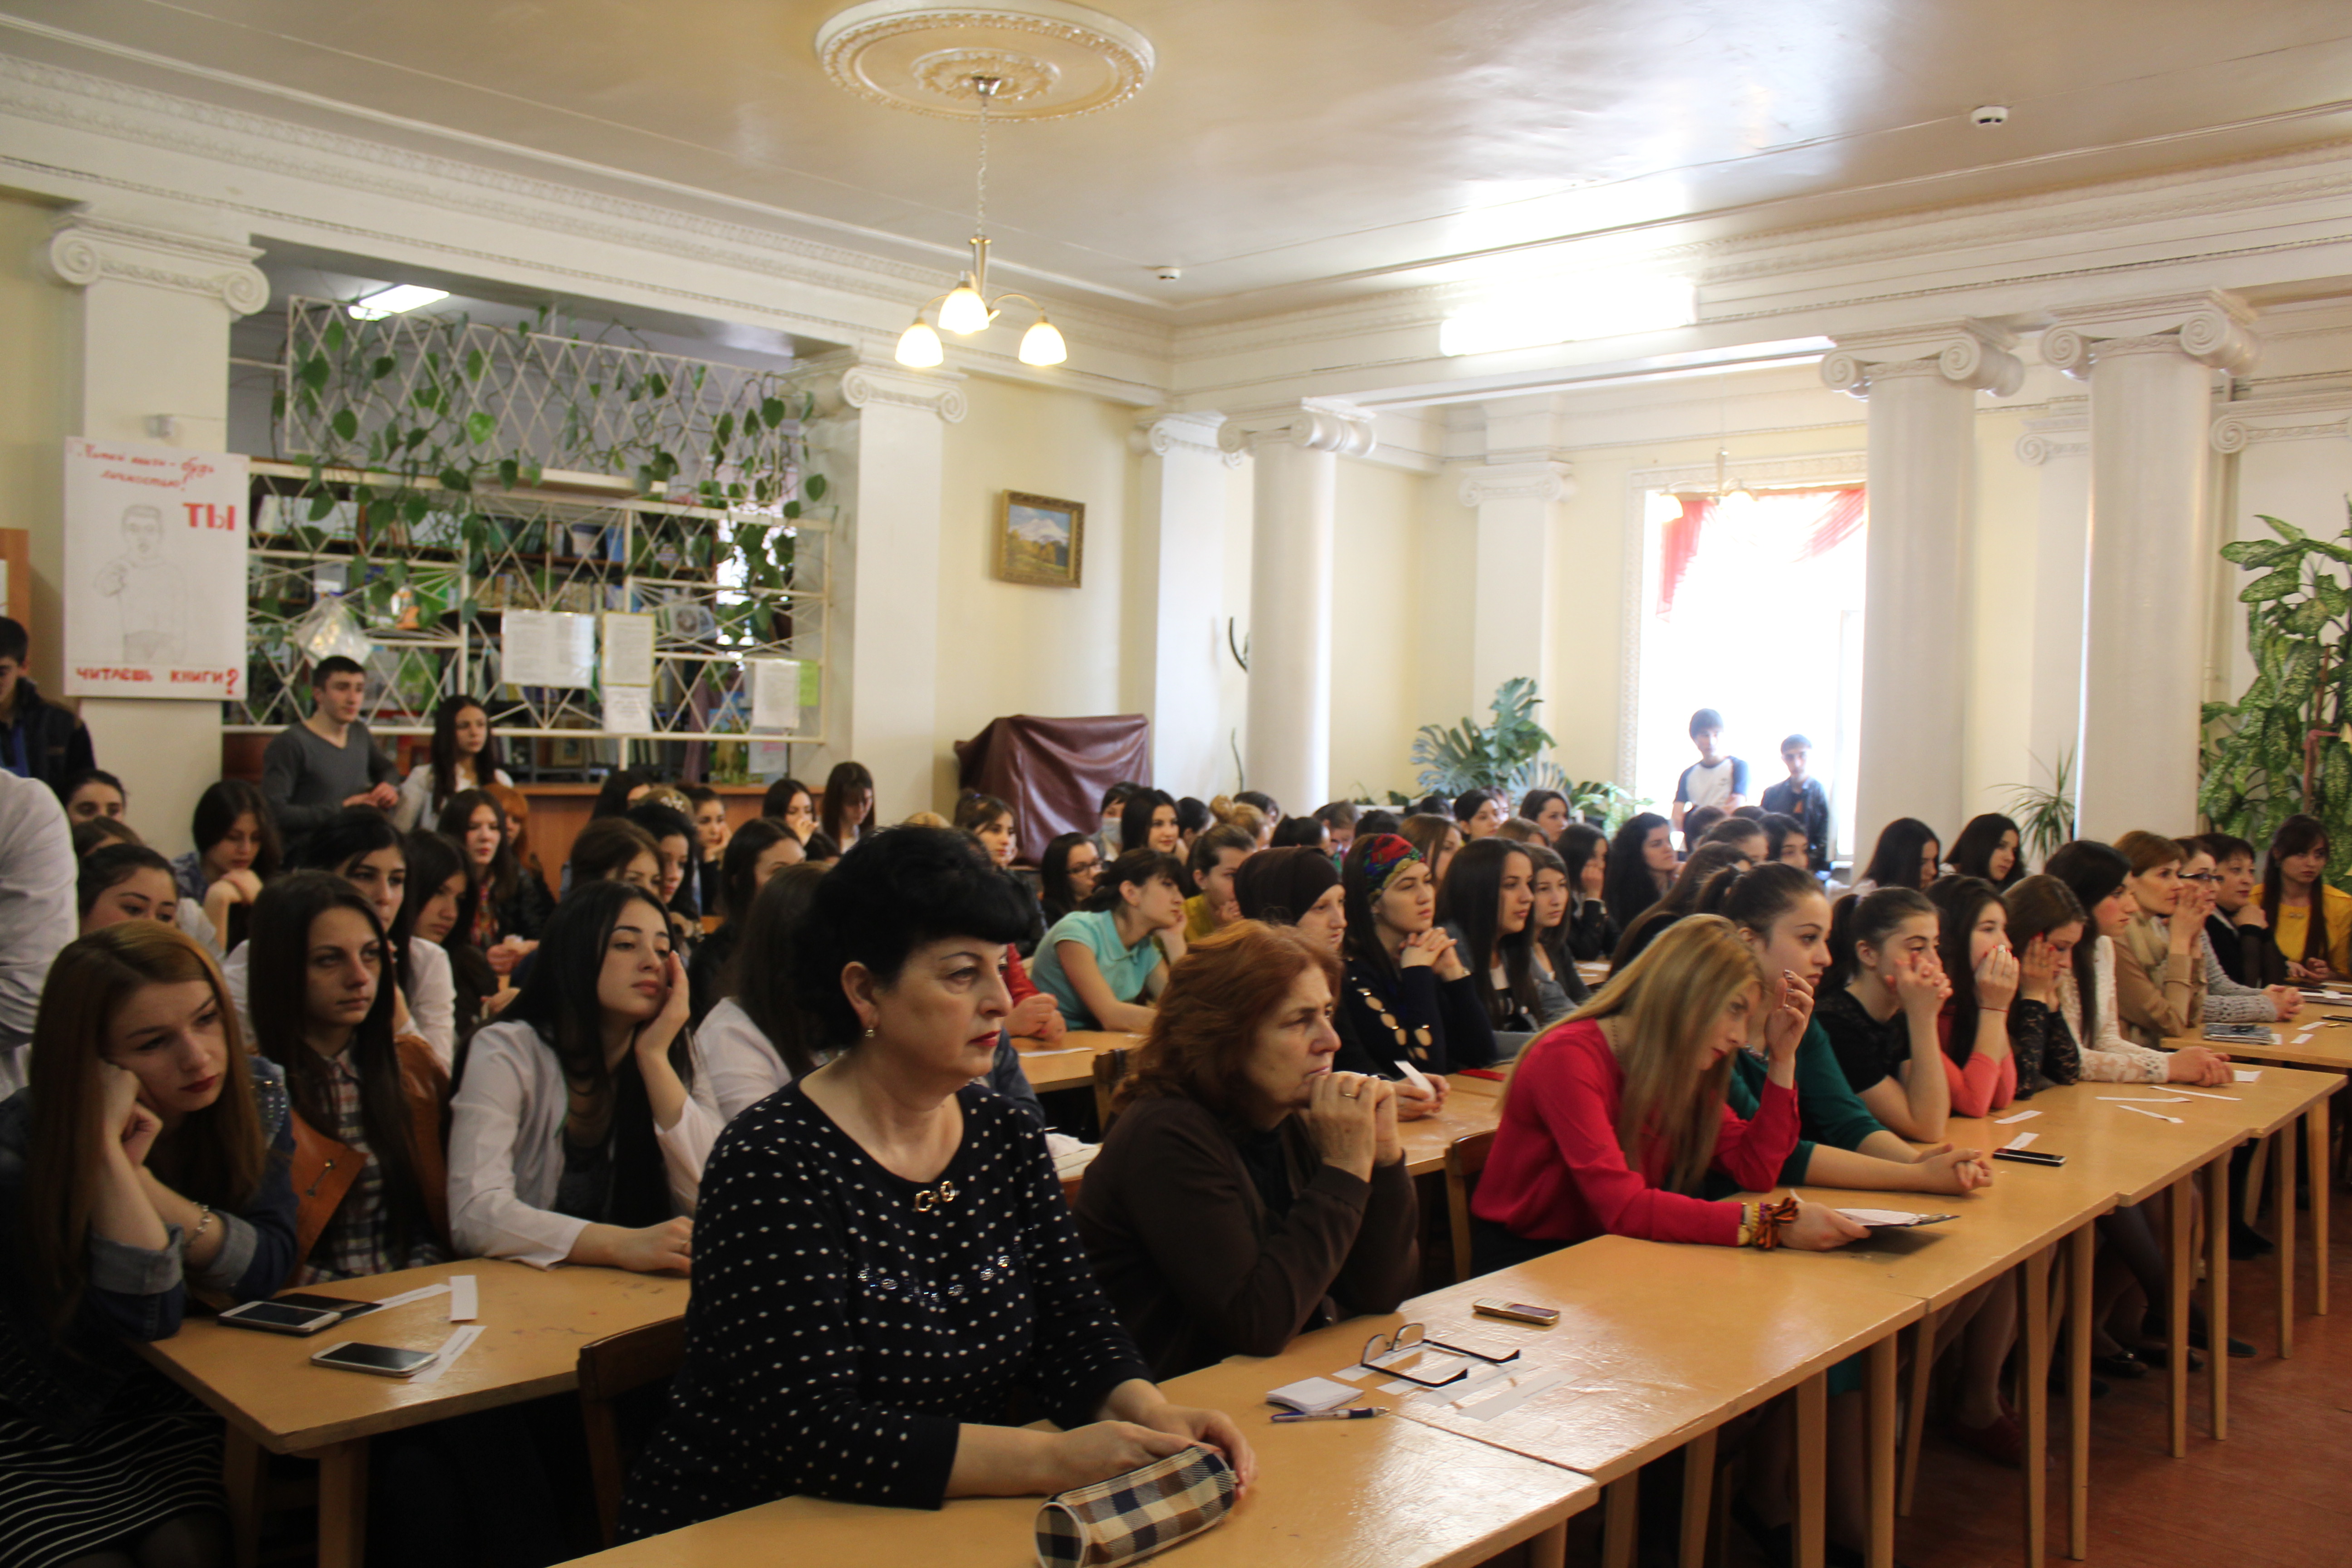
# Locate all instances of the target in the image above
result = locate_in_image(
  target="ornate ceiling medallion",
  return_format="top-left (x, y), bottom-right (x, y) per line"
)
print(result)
top-left (814, 0), bottom-right (1155, 121)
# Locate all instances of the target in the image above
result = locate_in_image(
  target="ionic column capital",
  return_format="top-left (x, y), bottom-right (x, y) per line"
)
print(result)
top-left (1820, 319), bottom-right (2024, 399)
top-left (2015, 394), bottom-right (2091, 467)
top-left (799, 354), bottom-right (968, 423)
top-left (41, 208), bottom-right (268, 317)
top-left (1215, 399), bottom-right (1377, 459)
top-left (1130, 410), bottom-right (1239, 465)
top-left (1458, 459), bottom-right (1575, 508)
top-left (2040, 289), bottom-right (2259, 381)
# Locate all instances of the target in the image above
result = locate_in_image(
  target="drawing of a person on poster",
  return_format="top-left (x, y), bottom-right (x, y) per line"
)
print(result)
top-left (93, 504), bottom-right (187, 663)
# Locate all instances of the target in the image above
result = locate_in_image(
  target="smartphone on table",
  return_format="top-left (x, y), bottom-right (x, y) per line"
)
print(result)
top-left (310, 1341), bottom-right (437, 1378)
top-left (216, 1300), bottom-right (343, 1336)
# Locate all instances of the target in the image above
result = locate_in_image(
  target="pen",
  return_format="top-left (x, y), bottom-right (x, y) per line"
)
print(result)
top-left (1271, 1407), bottom-right (1387, 1423)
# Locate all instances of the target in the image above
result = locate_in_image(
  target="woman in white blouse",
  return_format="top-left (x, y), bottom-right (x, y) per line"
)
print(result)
top-left (447, 879), bottom-right (720, 1273)
top-left (392, 694), bottom-right (514, 832)
top-left (701, 862), bottom-right (831, 1122)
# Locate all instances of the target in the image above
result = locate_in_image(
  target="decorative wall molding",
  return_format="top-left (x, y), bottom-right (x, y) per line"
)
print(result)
top-left (2016, 395), bottom-right (2091, 466)
top-left (2210, 391), bottom-right (2352, 452)
top-left (2042, 289), bottom-right (2260, 379)
top-left (1820, 320), bottom-right (2024, 398)
top-left (1216, 399), bottom-right (1377, 458)
top-left (1626, 451), bottom-right (1868, 492)
top-left (0, 51), bottom-right (1173, 361)
top-left (1457, 460), bottom-right (1575, 508)
top-left (1130, 411), bottom-right (1239, 465)
top-left (41, 207), bottom-right (267, 315)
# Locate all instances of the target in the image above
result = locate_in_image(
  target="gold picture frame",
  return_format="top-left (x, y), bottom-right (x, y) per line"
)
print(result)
top-left (995, 490), bottom-right (1085, 588)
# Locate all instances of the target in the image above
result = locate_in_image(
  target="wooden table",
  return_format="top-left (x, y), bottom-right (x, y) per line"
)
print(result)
top-left (1397, 1075), bottom-right (1506, 1178)
top-left (2178, 1021), bottom-right (2344, 1323)
top-left (134, 1261), bottom-right (688, 1568)
top-left (1014, 1029), bottom-right (1135, 1093)
top-left (1379, 1235), bottom-right (1921, 1568)
top-left (563, 1356), bottom-right (1601, 1568)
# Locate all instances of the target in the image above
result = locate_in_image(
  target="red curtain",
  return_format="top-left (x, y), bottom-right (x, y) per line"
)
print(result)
top-left (1656, 486), bottom-right (1866, 615)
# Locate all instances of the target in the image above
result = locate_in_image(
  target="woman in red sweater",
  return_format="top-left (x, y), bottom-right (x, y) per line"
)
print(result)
top-left (1469, 914), bottom-right (1868, 1272)
top-left (1925, 876), bottom-right (2022, 1118)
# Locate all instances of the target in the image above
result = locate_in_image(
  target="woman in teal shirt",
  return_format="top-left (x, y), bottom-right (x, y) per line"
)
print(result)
top-left (1030, 850), bottom-right (1187, 1031)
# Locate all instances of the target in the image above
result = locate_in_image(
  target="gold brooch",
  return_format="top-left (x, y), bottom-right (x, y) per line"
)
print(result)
top-left (913, 1179), bottom-right (959, 1213)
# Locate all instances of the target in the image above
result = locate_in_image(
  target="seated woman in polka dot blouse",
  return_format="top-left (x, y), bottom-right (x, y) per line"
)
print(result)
top-left (620, 827), bottom-right (1253, 1533)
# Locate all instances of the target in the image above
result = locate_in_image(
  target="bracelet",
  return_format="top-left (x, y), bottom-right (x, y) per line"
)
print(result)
top-left (188, 1203), bottom-right (215, 1246)
top-left (1750, 1195), bottom-right (1801, 1250)
top-left (1735, 1202), bottom-right (1758, 1248)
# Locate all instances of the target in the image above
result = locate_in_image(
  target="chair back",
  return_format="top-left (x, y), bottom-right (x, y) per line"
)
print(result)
top-left (1090, 1046), bottom-right (1131, 1131)
top-left (577, 1318), bottom-right (688, 1546)
top-left (1442, 1130), bottom-right (1497, 1283)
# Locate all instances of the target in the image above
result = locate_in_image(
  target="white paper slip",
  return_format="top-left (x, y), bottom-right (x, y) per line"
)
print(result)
top-left (2236, 1069), bottom-right (2265, 1083)
top-left (409, 1324), bottom-right (485, 1386)
top-left (2003, 1131), bottom-right (2040, 1151)
top-left (2117, 1103), bottom-right (2184, 1124)
top-left (2157, 1088), bottom-right (2239, 1102)
top-left (2097, 1096), bottom-right (2190, 1103)
top-left (1994, 1109), bottom-right (2041, 1125)
top-left (369, 1283), bottom-right (452, 1311)
top-left (1396, 1060), bottom-right (1435, 1097)
top-left (1455, 1367), bottom-right (1569, 1421)
top-left (447, 1274), bottom-right (478, 1323)
top-left (1837, 1209), bottom-right (1952, 1228)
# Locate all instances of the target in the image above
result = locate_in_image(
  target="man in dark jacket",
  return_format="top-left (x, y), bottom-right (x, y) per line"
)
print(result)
top-left (0, 618), bottom-right (95, 790)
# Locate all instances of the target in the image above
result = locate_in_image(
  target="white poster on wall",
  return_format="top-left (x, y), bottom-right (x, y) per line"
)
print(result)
top-left (62, 438), bottom-right (249, 700)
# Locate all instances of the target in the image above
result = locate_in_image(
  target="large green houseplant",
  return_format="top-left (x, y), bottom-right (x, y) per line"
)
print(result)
top-left (1405, 679), bottom-right (1569, 800)
top-left (2199, 509), bottom-right (2352, 877)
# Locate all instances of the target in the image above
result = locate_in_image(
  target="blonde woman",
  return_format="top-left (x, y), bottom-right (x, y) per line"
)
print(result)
top-left (1209, 794), bottom-right (1271, 850)
top-left (1470, 914), bottom-right (1867, 1269)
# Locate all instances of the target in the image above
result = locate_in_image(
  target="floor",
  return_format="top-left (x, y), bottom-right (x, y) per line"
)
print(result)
top-left (1898, 1192), bottom-right (2352, 1568)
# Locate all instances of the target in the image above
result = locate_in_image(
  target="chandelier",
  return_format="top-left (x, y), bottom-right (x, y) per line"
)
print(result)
top-left (895, 76), bottom-right (1066, 369)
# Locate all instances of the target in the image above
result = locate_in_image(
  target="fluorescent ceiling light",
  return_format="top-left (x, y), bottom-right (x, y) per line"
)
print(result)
top-left (1440, 274), bottom-right (1697, 358)
top-left (347, 284), bottom-right (451, 320)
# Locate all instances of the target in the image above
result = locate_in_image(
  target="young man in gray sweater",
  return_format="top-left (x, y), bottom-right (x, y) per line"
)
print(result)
top-left (261, 656), bottom-right (397, 853)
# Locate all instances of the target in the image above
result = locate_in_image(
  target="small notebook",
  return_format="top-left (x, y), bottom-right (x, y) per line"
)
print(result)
top-left (1265, 1376), bottom-right (1364, 1415)
top-left (2204, 1023), bottom-right (2274, 1044)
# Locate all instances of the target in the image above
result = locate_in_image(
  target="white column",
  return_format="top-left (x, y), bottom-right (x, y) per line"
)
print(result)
top-left (804, 360), bottom-right (965, 819)
top-left (1460, 394), bottom-right (1574, 716)
top-left (41, 207), bottom-right (267, 855)
top-left (1822, 321), bottom-right (2024, 849)
top-left (2043, 291), bottom-right (2259, 839)
top-left (1218, 401), bottom-right (1376, 812)
top-left (1130, 412), bottom-right (1235, 794)
top-left (2014, 396), bottom-right (2092, 791)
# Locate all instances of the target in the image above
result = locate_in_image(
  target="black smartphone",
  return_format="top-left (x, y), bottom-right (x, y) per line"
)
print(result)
top-left (216, 1300), bottom-right (343, 1336)
top-left (274, 1292), bottom-right (383, 1323)
top-left (1993, 1147), bottom-right (2066, 1167)
top-left (310, 1341), bottom-right (436, 1378)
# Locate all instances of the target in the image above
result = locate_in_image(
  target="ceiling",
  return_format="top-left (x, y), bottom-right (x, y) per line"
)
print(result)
top-left (9, 0), bottom-right (2352, 324)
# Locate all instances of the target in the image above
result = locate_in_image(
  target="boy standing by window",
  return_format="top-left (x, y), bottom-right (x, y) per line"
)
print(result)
top-left (1671, 708), bottom-right (1748, 836)
top-left (1759, 733), bottom-right (1833, 874)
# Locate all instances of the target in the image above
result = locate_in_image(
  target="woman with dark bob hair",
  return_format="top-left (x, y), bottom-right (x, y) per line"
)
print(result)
top-left (1076, 921), bottom-right (1419, 1377)
top-left (621, 827), bottom-right (1252, 1534)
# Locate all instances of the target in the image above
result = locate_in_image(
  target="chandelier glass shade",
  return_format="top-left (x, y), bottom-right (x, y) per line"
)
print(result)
top-left (894, 76), bottom-right (1067, 368)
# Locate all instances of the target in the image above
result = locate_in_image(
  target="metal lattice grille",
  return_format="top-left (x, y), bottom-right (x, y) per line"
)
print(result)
top-left (243, 300), bottom-right (831, 747)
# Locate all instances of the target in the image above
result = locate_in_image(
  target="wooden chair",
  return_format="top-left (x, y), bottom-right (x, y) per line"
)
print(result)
top-left (1090, 1047), bottom-right (1131, 1132)
top-left (577, 1318), bottom-right (688, 1547)
top-left (1442, 1130), bottom-right (1496, 1284)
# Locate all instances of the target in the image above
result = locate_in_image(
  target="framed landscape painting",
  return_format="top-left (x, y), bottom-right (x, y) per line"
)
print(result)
top-left (996, 491), bottom-right (1085, 588)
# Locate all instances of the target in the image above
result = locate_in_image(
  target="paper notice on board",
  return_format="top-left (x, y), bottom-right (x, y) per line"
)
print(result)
top-left (601, 612), bottom-right (657, 689)
top-left (602, 687), bottom-right (652, 735)
top-left (503, 610), bottom-right (596, 687)
top-left (750, 658), bottom-right (800, 733)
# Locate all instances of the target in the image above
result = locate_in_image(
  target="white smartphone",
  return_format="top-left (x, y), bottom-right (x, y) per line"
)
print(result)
top-left (217, 1300), bottom-right (343, 1337)
top-left (309, 1341), bottom-right (436, 1378)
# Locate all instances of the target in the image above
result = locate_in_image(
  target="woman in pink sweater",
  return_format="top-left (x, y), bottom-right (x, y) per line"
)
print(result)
top-left (1926, 876), bottom-right (2023, 1118)
top-left (1469, 915), bottom-right (1867, 1272)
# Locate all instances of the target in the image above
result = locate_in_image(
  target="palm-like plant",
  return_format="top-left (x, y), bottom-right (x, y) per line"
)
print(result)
top-left (2000, 748), bottom-right (2077, 868)
top-left (1409, 678), bottom-right (1569, 799)
top-left (2200, 509), bottom-right (2352, 877)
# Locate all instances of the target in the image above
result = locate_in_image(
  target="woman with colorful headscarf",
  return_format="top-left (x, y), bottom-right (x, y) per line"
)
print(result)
top-left (1337, 834), bottom-right (1498, 1076)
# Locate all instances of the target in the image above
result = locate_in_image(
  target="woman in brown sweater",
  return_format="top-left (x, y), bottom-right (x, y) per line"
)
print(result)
top-left (1075, 921), bottom-right (1420, 1378)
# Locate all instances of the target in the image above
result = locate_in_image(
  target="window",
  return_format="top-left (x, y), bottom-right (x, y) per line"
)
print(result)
top-left (1634, 486), bottom-right (1867, 858)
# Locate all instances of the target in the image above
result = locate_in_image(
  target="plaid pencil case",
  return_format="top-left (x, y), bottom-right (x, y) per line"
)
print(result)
top-left (1034, 1444), bottom-right (1237, 1568)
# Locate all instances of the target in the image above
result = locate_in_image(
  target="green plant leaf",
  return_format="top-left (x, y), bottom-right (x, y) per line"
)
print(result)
top-left (307, 492), bottom-right (337, 522)
top-left (464, 348), bottom-right (485, 382)
top-left (2260, 514), bottom-right (2307, 543)
top-left (465, 411), bottom-right (496, 446)
top-left (299, 353), bottom-right (331, 392)
top-left (761, 396), bottom-right (788, 428)
top-left (323, 316), bottom-right (347, 353)
top-left (330, 408), bottom-right (359, 442)
top-left (371, 355), bottom-right (397, 381)
top-left (438, 466), bottom-right (472, 493)
top-left (2241, 568), bottom-right (2300, 603)
top-left (803, 473), bottom-right (828, 502)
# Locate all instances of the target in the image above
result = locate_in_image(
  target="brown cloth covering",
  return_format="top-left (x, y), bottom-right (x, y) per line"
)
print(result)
top-left (954, 714), bottom-right (1151, 867)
